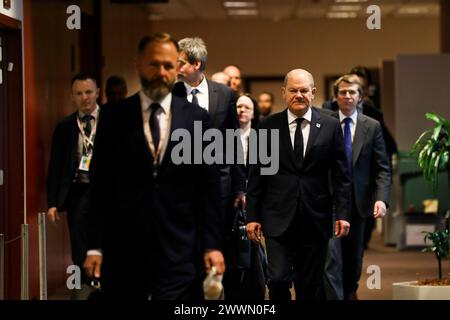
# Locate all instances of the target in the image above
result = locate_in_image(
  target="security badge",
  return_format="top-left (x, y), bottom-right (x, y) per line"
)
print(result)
top-left (79, 152), bottom-right (92, 172)
top-left (77, 117), bottom-right (96, 172)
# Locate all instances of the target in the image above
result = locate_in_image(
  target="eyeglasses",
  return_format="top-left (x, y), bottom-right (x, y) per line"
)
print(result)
top-left (338, 89), bottom-right (358, 97)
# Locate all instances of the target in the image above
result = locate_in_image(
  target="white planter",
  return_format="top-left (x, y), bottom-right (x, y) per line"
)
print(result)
top-left (392, 281), bottom-right (450, 300)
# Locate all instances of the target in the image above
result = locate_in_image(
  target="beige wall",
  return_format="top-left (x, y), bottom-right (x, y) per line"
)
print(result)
top-left (395, 54), bottom-right (450, 151)
top-left (100, 2), bottom-right (439, 107)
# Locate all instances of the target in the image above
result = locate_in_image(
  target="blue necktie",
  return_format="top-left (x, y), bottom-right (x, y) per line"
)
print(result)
top-left (149, 103), bottom-right (161, 150)
top-left (191, 88), bottom-right (199, 105)
top-left (343, 117), bottom-right (352, 176)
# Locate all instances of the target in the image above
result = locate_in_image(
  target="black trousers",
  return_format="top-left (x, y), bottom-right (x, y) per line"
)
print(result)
top-left (65, 183), bottom-right (91, 283)
top-left (100, 252), bottom-right (203, 300)
top-left (341, 210), bottom-right (366, 300)
top-left (265, 213), bottom-right (328, 301)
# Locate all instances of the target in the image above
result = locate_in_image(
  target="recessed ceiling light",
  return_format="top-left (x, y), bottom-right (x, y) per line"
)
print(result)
top-left (397, 7), bottom-right (430, 15)
top-left (148, 13), bottom-right (163, 21)
top-left (327, 11), bottom-right (358, 18)
top-left (224, 1), bottom-right (256, 8)
top-left (335, 0), bottom-right (368, 3)
top-left (331, 5), bottom-right (362, 11)
top-left (228, 9), bottom-right (259, 16)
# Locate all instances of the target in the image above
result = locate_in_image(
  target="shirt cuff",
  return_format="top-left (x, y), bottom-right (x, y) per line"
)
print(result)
top-left (87, 249), bottom-right (102, 256)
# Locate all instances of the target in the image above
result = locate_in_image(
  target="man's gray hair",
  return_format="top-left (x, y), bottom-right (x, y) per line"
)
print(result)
top-left (178, 37), bottom-right (208, 72)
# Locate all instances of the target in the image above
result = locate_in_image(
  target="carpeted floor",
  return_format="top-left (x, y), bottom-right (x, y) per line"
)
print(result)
top-left (48, 231), bottom-right (449, 300)
top-left (357, 231), bottom-right (448, 299)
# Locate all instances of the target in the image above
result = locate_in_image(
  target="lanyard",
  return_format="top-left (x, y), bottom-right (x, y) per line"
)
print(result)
top-left (77, 117), bottom-right (97, 153)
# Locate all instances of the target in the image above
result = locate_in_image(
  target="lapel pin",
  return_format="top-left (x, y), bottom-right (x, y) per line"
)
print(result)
top-left (316, 123), bottom-right (321, 128)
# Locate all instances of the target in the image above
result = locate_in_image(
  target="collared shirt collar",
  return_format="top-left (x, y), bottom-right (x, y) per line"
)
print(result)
top-left (139, 91), bottom-right (172, 114)
top-left (183, 75), bottom-right (207, 95)
top-left (78, 105), bottom-right (100, 119)
top-left (287, 106), bottom-right (312, 125)
top-left (338, 109), bottom-right (358, 124)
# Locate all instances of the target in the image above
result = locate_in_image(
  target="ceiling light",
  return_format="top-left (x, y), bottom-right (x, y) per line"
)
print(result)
top-left (224, 1), bottom-right (256, 8)
top-left (335, 0), bottom-right (368, 3)
top-left (331, 5), bottom-right (362, 11)
top-left (148, 13), bottom-right (163, 21)
top-left (397, 7), bottom-right (430, 15)
top-left (327, 11), bottom-right (358, 18)
top-left (228, 9), bottom-right (259, 16)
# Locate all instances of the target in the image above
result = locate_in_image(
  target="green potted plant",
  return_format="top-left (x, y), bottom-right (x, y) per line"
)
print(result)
top-left (421, 230), bottom-right (449, 282)
top-left (393, 112), bottom-right (450, 299)
top-left (411, 112), bottom-right (450, 196)
top-left (411, 112), bottom-right (450, 275)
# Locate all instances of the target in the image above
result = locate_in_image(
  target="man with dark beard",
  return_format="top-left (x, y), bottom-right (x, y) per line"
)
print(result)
top-left (83, 33), bottom-right (225, 300)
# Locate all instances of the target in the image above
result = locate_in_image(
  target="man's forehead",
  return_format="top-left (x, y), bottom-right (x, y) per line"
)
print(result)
top-left (286, 82), bottom-right (312, 89)
top-left (72, 79), bottom-right (96, 90)
top-left (339, 82), bottom-right (358, 89)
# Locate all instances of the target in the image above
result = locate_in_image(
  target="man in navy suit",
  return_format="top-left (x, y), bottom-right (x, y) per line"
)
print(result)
top-left (246, 69), bottom-right (351, 300)
top-left (172, 37), bottom-right (247, 299)
top-left (324, 74), bottom-right (391, 300)
top-left (47, 73), bottom-right (100, 299)
top-left (83, 33), bottom-right (224, 300)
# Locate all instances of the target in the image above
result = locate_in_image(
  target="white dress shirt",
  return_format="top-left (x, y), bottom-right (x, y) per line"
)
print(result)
top-left (240, 126), bottom-right (251, 166)
top-left (139, 91), bottom-right (172, 162)
top-left (338, 109), bottom-right (358, 143)
top-left (287, 107), bottom-right (312, 156)
top-left (183, 76), bottom-right (209, 112)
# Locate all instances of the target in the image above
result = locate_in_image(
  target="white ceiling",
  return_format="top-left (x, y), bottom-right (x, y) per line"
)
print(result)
top-left (143, 0), bottom-right (440, 21)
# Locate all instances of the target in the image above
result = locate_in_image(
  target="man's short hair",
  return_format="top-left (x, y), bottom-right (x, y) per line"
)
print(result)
top-left (349, 66), bottom-right (372, 86)
top-left (333, 74), bottom-right (363, 97)
top-left (106, 75), bottom-right (126, 90)
top-left (178, 37), bottom-right (208, 72)
top-left (259, 91), bottom-right (274, 103)
top-left (71, 73), bottom-right (97, 87)
top-left (138, 32), bottom-right (179, 55)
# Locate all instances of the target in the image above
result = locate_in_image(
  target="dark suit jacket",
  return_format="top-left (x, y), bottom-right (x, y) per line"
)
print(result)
top-left (246, 107), bottom-right (351, 240)
top-left (173, 80), bottom-right (246, 199)
top-left (87, 93), bottom-right (223, 293)
top-left (322, 99), bottom-right (398, 156)
top-left (334, 112), bottom-right (391, 217)
top-left (47, 112), bottom-right (79, 210)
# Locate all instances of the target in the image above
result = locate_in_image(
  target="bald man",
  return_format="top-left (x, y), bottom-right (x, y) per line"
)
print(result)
top-left (246, 69), bottom-right (351, 300)
top-left (211, 72), bottom-right (231, 86)
top-left (223, 65), bottom-right (243, 95)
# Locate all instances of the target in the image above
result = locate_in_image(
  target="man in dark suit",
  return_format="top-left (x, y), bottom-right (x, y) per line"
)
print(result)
top-left (173, 37), bottom-right (247, 299)
top-left (46, 73), bottom-right (100, 298)
top-left (83, 33), bottom-right (225, 300)
top-left (323, 67), bottom-right (397, 251)
top-left (324, 74), bottom-right (391, 300)
top-left (246, 69), bottom-right (351, 300)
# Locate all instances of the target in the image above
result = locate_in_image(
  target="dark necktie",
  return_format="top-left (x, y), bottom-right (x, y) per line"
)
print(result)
top-left (149, 103), bottom-right (161, 150)
top-left (191, 88), bottom-right (199, 105)
top-left (343, 117), bottom-right (353, 176)
top-left (294, 118), bottom-right (305, 162)
top-left (82, 115), bottom-right (93, 137)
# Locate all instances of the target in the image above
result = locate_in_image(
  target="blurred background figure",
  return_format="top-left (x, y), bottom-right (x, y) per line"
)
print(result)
top-left (223, 64), bottom-right (243, 95)
top-left (47, 73), bottom-right (100, 299)
top-left (211, 71), bottom-right (231, 86)
top-left (105, 75), bottom-right (128, 104)
top-left (235, 93), bottom-right (266, 300)
top-left (237, 94), bottom-right (260, 168)
top-left (257, 91), bottom-right (274, 119)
